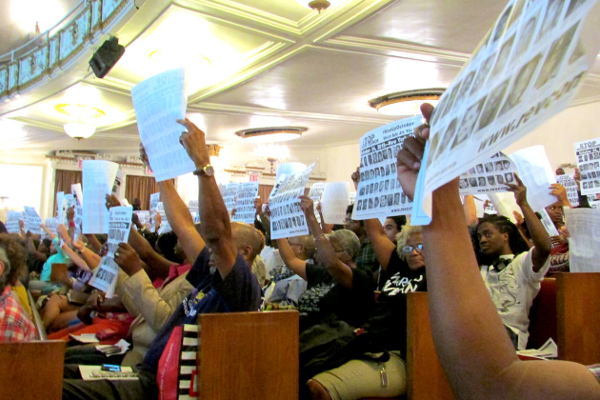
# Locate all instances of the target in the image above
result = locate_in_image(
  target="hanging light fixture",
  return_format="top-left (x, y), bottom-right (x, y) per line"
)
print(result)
top-left (63, 122), bottom-right (96, 140)
top-left (368, 88), bottom-right (445, 116)
top-left (255, 143), bottom-right (290, 173)
top-left (294, 0), bottom-right (346, 13)
top-left (235, 126), bottom-right (307, 144)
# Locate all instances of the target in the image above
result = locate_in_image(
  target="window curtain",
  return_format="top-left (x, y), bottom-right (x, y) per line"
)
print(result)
top-left (125, 175), bottom-right (159, 210)
top-left (53, 169), bottom-right (82, 214)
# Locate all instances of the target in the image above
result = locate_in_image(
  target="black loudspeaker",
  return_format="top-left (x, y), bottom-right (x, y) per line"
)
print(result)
top-left (89, 37), bottom-right (125, 79)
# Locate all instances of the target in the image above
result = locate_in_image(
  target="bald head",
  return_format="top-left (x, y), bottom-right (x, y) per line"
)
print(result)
top-left (231, 222), bottom-right (265, 265)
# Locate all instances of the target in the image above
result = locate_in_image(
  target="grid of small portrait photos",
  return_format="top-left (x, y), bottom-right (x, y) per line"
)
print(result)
top-left (458, 153), bottom-right (517, 195)
top-left (556, 174), bottom-right (580, 207)
top-left (575, 138), bottom-right (600, 196)
top-left (232, 182), bottom-right (259, 224)
top-left (421, 0), bottom-right (599, 200)
top-left (269, 164), bottom-right (314, 240)
top-left (355, 115), bottom-right (422, 219)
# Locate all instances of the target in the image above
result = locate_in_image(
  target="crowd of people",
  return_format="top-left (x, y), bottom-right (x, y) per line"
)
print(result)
top-left (0, 109), bottom-right (599, 400)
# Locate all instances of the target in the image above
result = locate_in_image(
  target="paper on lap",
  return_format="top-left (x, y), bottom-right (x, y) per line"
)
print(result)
top-left (321, 182), bottom-right (351, 225)
top-left (269, 163), bottom-right (315, 240)
top-left (89, 206), bottom-right (133, 297)
top-left (131, 68), bottom-right (195, 182)
top-left (509, 145), bottom-right (557, 211)
top-left (355, 115), bottom-right (421, 221)
top-left (232, 182), bottom-right (259, 224)
top-left (575, 138), bottom-right (600, 195)
top-left (412, 0), bottom-right (600, 225)
top-left (82, 160), bottom-right (119, 234)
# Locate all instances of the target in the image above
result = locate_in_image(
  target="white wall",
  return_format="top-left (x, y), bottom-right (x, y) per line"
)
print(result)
top-left (504, 101), bottom-right (600, 169)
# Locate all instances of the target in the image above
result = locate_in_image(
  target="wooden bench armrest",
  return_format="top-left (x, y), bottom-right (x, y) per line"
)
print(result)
top-left (0, 340), bottom-right (65, 400)
top-left (198, 310), bottom-right (299, 400)
top-left (406, 292), bottom-right (454, 400)
top-left (27, 289), bottom-right (47, 340)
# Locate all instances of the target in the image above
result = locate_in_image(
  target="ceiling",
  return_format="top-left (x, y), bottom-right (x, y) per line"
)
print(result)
top-left (1, 0), bottom-right (600, 168)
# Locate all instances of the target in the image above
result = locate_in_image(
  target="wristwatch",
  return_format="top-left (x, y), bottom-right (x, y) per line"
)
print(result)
top-left (193, 164), bottom-right (214, 177)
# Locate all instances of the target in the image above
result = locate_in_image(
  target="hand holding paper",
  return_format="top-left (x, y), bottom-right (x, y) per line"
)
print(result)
top-left (504, 174), bottom-right (528, 207)
top-left (114, 243), bottom-right (142, 277)
top-left (177, 118), bottom-right (210, 169)
top-left (396, 104), bottom-right (433, 200)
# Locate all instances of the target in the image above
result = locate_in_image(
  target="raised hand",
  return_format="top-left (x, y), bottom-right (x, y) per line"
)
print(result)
top-left (351, 167), bottom-right (360, 190)
top-left (177, 118), bottom-right (210, 169)
top-left (504, 173), bottom-right (528, 207)
top-left (396, 103), bottom-right (433, 200)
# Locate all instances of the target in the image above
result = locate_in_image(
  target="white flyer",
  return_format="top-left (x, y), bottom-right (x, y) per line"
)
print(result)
top-left (219, 183), bottom-right (239, 216)
top-left (82, 160), bottom-right (120, 234)
top-left (72, 183), bottom-right (84, 206)
top-left (23, 207), bottom-right (42, 235)
top-left (149, 192), bottom-right (160, 212)
top-left (414, 0), bottom-right (600, 224)
top-left (459, 152), bottom-right (518, 195)
top-left (355, 115), bottom-right (421, 220)
top-left (556, 174), bottom-right (579, 207)
top-left (5, 211), bottom-right (22, 234)
top-left (44, 218), bottom-right (59, 239)
top-left (156, 202), bottom-right (172, 234)
top-left (56, 191), bottom-right (67, 223)
top-left (565, 207), bottom-right (600, 272)
top-left (232, 182), bottom-right (259, 224)
top-left (574, 138), bottom-right (600, 195)
top-left (308, 182), bottom-right (325, 222)
top-left (321, 182), bottom-right (350, 225)
top-left (131, 68), bottom-right (194, 182)
top-left (269, 163), bottom-right (315, 240)
top-left (509, 145), bottom-right (557, 211)
top-left (89, 206), bottom-right (133, 297)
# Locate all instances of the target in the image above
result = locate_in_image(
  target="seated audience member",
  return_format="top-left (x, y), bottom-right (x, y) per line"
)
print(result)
top-left (0, 244), bottom-right (38, 342)
top-left (254, 197), bottom-right (272, 246)
top-left (63, 118), bottom-right (263, 400)
top-left (474, 173), bottom-right (551, 350)
top-left (0, 234), bottom-right (32, 318)
top-left (277, 200), bottom-right (375, 329)
top-left (345, 204), bottom-right (380, 277)
top-left (307, 218), bottom-right (426, 400)
top-left (395, 104), bottom-right (600, 400)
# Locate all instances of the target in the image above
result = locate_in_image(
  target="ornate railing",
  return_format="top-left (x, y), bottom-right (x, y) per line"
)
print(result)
top-left (0, 0), bottom-right (133, 100)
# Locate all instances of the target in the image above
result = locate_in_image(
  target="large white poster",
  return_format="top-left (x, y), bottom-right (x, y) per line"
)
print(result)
top-left (557, 174), bottom-right (579, 207)
top-left (565, 207), bottom-right (600, 273)
top-left (414, 0), bottom-right (600, 224)
top-left (82, 160), bottom-right (119, 234)
top-left (575, 138), bottom-right (600, 195)
top-left (355, 115), bottom-right (421, 220)
top-left (131, 68), bottom-right (195, 182)
top-left (269, 164), bottom-right (315, 240)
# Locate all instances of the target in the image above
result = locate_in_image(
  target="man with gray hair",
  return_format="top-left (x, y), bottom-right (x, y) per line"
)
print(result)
top-left (0, 245), bottom-right (38, 342)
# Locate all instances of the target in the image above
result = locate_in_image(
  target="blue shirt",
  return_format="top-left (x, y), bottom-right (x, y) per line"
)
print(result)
top-left (141, 246), bottom-right (262, 373)
top-left (40, 237), bottom-right (69, 281)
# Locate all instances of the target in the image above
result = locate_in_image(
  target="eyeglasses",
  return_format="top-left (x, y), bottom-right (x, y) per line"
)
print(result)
top-left (402, 244), bottom-right (423, 253)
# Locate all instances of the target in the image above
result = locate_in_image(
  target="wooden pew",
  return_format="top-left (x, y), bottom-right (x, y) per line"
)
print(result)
top-left (0, 340), bottom-right (65, 400)
top-left (198, 310), bottom-right (299, 400)
top-left (557, 272), bottom-right (600, 365)
top-left (27, 289), bottom-right (47, 340)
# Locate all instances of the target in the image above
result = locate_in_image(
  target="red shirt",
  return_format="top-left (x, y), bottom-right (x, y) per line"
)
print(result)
top-left (0, 286), bottom-right (38, 342)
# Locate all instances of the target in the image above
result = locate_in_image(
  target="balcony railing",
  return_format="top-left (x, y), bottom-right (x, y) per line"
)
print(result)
top-left (0, 0), bottom-right (134, 100)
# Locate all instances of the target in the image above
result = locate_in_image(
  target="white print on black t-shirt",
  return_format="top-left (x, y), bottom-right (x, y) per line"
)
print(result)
top-left (382, 272), bottom-right (424, 296)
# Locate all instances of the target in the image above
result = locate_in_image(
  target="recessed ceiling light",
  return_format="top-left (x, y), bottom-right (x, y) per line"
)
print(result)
top-left (368, 88), bottom-right (445, 116)
top-left (235, 126), bottom-right (307, 143)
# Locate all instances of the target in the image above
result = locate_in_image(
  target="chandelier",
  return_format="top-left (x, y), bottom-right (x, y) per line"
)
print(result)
top-left (255, 143), bottom-right (290, 173)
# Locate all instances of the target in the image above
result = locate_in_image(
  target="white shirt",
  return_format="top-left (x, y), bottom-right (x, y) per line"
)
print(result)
top-left (480, 249), bottom-right (550, 350)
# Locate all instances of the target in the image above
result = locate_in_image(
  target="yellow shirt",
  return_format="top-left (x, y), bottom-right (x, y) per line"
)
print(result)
top-left (11, 283), bottom-right (33, 319)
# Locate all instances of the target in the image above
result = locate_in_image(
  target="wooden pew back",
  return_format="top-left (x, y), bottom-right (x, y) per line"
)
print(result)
top-left (199, 310), bottom-right (299, 400)
top-left (557, 272), bottom-right (600, 365)
top-left (0, 340), bottom-right (65, 400)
